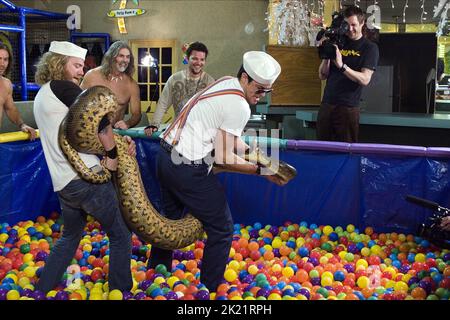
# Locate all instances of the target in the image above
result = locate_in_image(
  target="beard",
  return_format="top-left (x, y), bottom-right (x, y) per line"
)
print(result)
top-left (117, 64), bottom-right (128, 73)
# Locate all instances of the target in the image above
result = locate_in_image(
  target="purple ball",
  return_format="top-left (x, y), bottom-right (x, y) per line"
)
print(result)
top-left (344, 263), bottom-right (355, 273)
top-left (308, 257), bottom-right (319, 266)
top-left (443, 253), bottom-right (450, 262)
top-left (418, 280), bottom-right (432, 294)
top-left (173, 250), bottom-right (183, 260)
top-left (122, 291), bottom-right (133, 300)
top-left (408, 276), bottom-right (419, 286)
top-left (249, 230), bottom-right (259, 238)
top-left (150, 273), bottom-right (164, 281)
top-left (139, 280), bottom-right (152, 291)
top-left (31, 290), bottom-right (46, 300)
top-left (164, 291), bottom-right (178, 300)
top-left (21, 289), bottom-right (33, 297)
top-left (298, 288), bottom-right (310, 299)
top-left (269, 226), bottom-right (279, 236)
top-left (134, 291), bottom-right (147, 300)
top-left (183, 251), bottom-right (195, 260)
top-left (310, 277), bottom-right (321, 286)
top-left (55, 291), bottom-right (69, 300)
top-left (242, 274), bottom-right (254, 284)
top-left (273, 248), bottom-right (281, 258)
top-left (35, 251), bottom-right (49, 262)
top-left (399, 265), bottom-right (410, 274)
top-left (195, 290), bottom-right (210, 300)
top-left (0, 289), bottom-right (7, 300)
top-left (256, 288), bottom-right (270, 298)
top-left (132, 246), bottom-right (140, 255)
top-left (348, 244), bottom-right (359, 254)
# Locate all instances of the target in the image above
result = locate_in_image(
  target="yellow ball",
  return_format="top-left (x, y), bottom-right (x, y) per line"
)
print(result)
top-left (89, 293), bottom-right (103, 300)
top-left (18, 277), bottom-right (30, 288)
top-left (323, 225), bottom-right (333, 235)
top-left (0, 234), bottom-right (8, 243)
top-left (46, 290), bottom-right (58, 298)
top-left (356, 259), bottom-right (368, 269)
top-left (394, 281), bottom-right (408, 293)
top-left (322, 271), bottom-right (334, 279)
top-left (268, 293), bottom-right (282, 300)
top-left (228, 247), bottom-right (235, 258)
top-left (228, 260), bottom-right (240, 271)
top-left (272, 238), bottom-right (282, 249)
top-left (357, 276), bottom-right (370, 289)
top-left (248, 265), bottom-right (259, 275)
top-left (153, 276), bottom-right (166, 285)
top-left (346, 224), bottom-right (355, 233)
top-left (415, 253), bottom-right (426, 263)
top-left (370, 245), bottom-right (382, 255)
top-left (321, 276), bottom-right (333, 287)
top-left (224, 269), bottom-right (237, 282)
top-left (6, 290), bottom-right (20, 300)
top-left (282, 267), bottom-right (294, 278)
top-left (24, 266), bottom-right (36, 278)
top-left (108, 289), bottom-right (123, 300)
top-left (361, 247), bottom-right (371, 257)
top-left (271, 264), bottom-right (282, 273)
top-left (167, 276), bottom-right (180, 289)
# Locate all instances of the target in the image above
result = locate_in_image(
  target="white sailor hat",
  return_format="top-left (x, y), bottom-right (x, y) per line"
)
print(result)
top-left (243, 51), bottom-right (281, 86)
top-left (49, 41), bottom-right (87, 60)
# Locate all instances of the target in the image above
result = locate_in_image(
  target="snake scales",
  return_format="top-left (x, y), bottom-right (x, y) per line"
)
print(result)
top-left (58, 86), bottom-right (297, 250)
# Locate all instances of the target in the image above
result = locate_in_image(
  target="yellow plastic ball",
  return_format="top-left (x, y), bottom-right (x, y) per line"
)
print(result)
top-left (268, 293), bottom-right (282, 300)
top-left (224, 269), bottom-right (238, 282)
top-left (356, 276), bottom-right (370, 289)
top-left (282, 267), bottom-right (294, 278)
top-left (248, 265), bottom-right (259, 275)
top-left (394, 281), bottom-right (408, 293)
top-left (415, 253), bottom-right (426, 263)
top-left (6, 290), bottom-right (20, 300)
top-left (321, 276), bottom-right (333, 287)
top-left (108, 289), bottom-right (123, 300)
top-left (356, 259), bottom-right (368, 269)
top-left (323, 225), bottom-right (333, 235)
top-left (346, 224), bottom-right (355, 233)
top-left (272, 238), bottom-right (282, 249)
top-left (228, 260), bottom-right (240, 271)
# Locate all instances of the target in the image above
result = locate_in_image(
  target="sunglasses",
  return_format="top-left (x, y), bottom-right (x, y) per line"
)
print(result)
top-left (255, 88), bottom-right (273, 94)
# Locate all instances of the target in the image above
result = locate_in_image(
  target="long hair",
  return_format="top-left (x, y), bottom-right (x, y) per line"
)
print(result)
top-left (100, 41), bottom-right (134, 78)
top-left (34, 52), bottom-right (68, 85)
top-left (0, 42), bottom-right (12, 76)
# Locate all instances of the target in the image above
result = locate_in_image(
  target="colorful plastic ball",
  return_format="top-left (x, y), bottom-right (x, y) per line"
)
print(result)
top-left (224, 269), bottom-right (237, 282)
top-left (108, 289), bottom-right (123, 300)
top-left (6, 290), bottom-right (20, 300)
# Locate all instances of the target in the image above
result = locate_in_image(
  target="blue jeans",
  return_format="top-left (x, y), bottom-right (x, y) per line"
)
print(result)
top-left (35, 178), bottom-right (132, 293)
top-left (148, 148), bottom-right (234, 292)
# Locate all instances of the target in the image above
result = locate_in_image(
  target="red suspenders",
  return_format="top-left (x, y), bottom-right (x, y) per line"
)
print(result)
top-left (162, 76), bottom-right (246, 146)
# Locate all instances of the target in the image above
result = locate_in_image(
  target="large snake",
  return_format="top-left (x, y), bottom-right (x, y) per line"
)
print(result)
top-left (58, 86), bottom-right (297, 250)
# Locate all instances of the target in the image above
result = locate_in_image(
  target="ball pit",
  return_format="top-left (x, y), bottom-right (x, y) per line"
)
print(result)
top-left (0, 214), bottom-right (449, 300)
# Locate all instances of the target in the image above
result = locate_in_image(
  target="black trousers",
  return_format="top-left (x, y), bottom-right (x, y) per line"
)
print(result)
top-left (149, 147), bottom-right (234, 292)
top-left (316, 102), bottom-right (360, 143)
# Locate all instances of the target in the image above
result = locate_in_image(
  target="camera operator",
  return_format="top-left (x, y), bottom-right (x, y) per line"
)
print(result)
top-left (317, 5), bottom-right (379, 143)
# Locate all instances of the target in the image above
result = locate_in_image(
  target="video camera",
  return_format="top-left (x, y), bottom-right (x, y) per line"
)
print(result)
top-left (406, 195), bottom-right (450, 249)
top-left (316, 12), bottom-right (349, 60)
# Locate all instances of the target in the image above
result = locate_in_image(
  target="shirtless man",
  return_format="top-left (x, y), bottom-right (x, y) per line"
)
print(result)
top-left (0, 43), bottom-right (36, 139)
top-left (81, 41), bottom-right (141, 130)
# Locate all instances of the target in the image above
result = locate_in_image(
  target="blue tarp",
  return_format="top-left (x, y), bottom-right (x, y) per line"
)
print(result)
top-left (1, 138), bottom-right (449, 234)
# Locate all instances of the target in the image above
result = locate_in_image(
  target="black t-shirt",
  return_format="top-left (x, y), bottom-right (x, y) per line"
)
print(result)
top-left (50, 80), bottom-right (109, 131)
top-left (322, 37), bottom-right (379, 107)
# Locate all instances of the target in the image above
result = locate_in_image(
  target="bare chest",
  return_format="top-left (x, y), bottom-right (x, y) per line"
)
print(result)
top-left (93, 78), bottom-right (131, 106)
